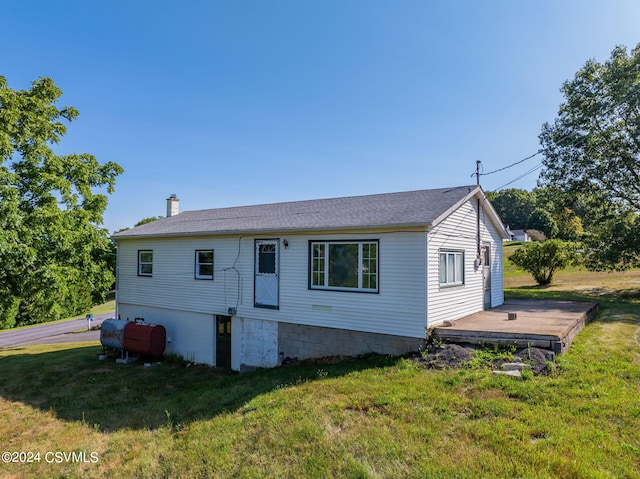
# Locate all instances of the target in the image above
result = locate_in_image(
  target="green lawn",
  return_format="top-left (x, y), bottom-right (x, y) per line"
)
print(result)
top-left (0, 260), bottom-right (639, 478)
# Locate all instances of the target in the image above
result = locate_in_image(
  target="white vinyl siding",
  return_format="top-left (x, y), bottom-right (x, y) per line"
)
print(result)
top-left (117, 230), bottom-right (426, 339)
top-left (427, 198), bottom-right (504, 326)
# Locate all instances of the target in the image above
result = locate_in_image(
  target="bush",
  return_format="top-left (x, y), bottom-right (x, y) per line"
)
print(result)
top-left (525, 229), bottom-right (546, 242)
top-left (509, 239), bottom-right (579, 285)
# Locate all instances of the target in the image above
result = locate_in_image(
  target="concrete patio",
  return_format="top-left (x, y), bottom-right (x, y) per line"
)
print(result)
top-left (431, 298), bottom-right (599, 353)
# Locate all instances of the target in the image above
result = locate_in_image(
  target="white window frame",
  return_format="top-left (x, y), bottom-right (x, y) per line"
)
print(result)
top-left (195, 250), bottom-right (214, 280)
top-left (310, 240), bottom-right (378, 293)
top-left (138, 250), bottom-right (153, 277)
top-left (439, 250), bottom-right (464, 287)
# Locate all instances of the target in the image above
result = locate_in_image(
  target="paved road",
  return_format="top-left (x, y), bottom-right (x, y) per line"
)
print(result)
top-left (0, 312), bottom-right (114, 347)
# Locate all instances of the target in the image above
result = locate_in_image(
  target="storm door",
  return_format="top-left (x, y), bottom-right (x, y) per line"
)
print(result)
top-left (482, 243), bottom-right (492, 309)
top-left (254, 239), bottom-right (279, 309)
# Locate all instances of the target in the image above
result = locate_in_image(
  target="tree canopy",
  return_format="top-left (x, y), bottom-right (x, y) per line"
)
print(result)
top-left (486, 188), bottom-right (537, 230)
top-left (539, 44), bottom-right (640, 269)
top-left (0, 76), bottom-right (123, 328)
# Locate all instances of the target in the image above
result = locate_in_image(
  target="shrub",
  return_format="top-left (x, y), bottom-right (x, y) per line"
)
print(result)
top-left (509, 239), bottom-right (579, 285)
top-left (525, 229), bottom-right (546, 242)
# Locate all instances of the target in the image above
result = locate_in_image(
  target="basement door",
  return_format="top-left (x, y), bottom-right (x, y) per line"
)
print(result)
top-left (254, 239), bottom-right (279, 309)
top-left (482, 243), bottom-right (492, 310)
top-left (216, 315), bottom-right (231, 369)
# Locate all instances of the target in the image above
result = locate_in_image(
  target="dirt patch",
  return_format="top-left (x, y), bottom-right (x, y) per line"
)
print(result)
top-left (412, 343), bottom-right (553, 375)
top-left (414, 344), bottom-right (474, 369)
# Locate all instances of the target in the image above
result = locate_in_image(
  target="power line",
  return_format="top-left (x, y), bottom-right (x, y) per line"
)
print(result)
top-left (481, 80), bottom-right (640, 186)
top-left (495, 162), bottom-right (544, 191)
top-left (479, 150), bottom-right (542, 176)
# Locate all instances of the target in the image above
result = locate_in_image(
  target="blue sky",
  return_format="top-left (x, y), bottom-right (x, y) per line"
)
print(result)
top-left (3, 1), bottom-right (639, 233)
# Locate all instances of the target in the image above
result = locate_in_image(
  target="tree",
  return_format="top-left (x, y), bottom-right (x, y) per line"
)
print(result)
top-left (134, 216), bottom-right (163, 227)
top-left (0, 76), bottom-right (123, 328)
top-left (534, 187), bottom-right (585, 240)
top-left (553, 207), bottom-right (584, 240)
top-left (106, 216), bottom-right (163, 288)
top-left (486, 188), bottom-right (537, 230)
top-left (509, 240), bottom-right (578, 286)
top-left (539, 44), bottom-right (640, 269)
top-left (527, 208), bottom-right (559, 239)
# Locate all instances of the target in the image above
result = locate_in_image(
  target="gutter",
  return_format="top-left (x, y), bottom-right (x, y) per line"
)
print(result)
top-left (110, 223), bottom-right (432, 241)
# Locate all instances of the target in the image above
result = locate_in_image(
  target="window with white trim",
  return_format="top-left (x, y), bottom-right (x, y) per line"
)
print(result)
top-left (195, 250), bottom-right (214, 280)
top-left (138, 250), bottom-right (153, 277)
top-left (310, 241), bottom-right (378, 292)
top-left (439, 250), bottom-right (464, 286)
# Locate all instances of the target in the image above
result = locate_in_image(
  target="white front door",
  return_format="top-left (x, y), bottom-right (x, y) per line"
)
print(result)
top-left (255, 239), bottom-right (279, 309)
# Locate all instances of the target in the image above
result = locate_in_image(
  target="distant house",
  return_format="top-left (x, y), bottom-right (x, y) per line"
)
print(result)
top-left (112, 185), bottom-right (508, 371)
top-left (509, 229), bottom-right (530, 242)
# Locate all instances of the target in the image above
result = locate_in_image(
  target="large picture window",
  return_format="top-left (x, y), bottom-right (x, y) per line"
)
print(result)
top-left (439, 250), bottom-right (464, 286)
top-left (195, 250), bottom-right (214, 280)
top-left (310, 241), bottom-right (378, 292)
top-left (138, 250), bottom-right (153, 277)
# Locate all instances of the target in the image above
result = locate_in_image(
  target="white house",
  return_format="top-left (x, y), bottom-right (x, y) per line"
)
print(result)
top-left (509, 229), bottom-right (530, 242)
top-left (112, 185), bottom-right (508, 371)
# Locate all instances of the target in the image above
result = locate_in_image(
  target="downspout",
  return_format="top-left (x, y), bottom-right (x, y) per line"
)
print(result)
top-left (475, 160), bottom-right (482, 264)
top-left (115, 241), bottom-right (119, 320)
top-left (424, 229), bottom-right (429, 338)
top-left (477, 197), bottom-right (481, 260)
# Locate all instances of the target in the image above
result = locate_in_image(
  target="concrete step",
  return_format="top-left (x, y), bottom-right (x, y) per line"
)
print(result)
top-left (501, 362), bottom-right (531, 371)
top-left (492, 369), bottom-right (522, 377)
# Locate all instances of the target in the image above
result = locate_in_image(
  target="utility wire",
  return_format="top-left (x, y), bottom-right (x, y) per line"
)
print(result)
top-left (495, 162), bottom-right (544, 191)
top-left (481, 81), bottom-right (640, 183)
top-left (487, 83), bottom-right (640, 190)
top-left (479, 150), bottom-right (542, 176)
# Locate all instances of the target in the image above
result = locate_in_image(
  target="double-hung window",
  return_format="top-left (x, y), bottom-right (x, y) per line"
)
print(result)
top-left (310, 241), bottom-right (378, 292)
top-left (138, 250), bottom-right (153, 277)
top-left (195, 250), bottom-right (214, 280)
top-left (439, 250), bottom-right (464, 286)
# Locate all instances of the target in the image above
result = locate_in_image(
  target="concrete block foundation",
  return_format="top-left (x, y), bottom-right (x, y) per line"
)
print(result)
top-left (278, 322), bottom-right (423, 361)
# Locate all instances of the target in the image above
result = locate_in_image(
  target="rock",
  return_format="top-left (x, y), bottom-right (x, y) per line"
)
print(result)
top-left (493, 369), bottom-right (522, 377)
top-left (515, 347), bottom-right (551, 375)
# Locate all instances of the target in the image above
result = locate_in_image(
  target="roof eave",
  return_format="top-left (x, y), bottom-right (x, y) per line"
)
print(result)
top-left (111, 222), bottom-right (432, 241)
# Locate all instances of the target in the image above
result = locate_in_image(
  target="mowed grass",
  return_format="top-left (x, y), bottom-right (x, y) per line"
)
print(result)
top-left (0, 253), bottom-right (639, 478)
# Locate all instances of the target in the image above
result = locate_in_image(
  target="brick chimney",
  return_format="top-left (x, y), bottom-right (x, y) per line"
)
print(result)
top-left (166, 194), bottom-right (179, 217)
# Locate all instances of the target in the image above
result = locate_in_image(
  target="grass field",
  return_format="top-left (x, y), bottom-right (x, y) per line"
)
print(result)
top-left (0, 248), bottom-right (639, 478)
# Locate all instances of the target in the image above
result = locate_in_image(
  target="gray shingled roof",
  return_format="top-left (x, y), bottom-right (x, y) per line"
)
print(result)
top-left (113, 185), bottom-right (485, 239)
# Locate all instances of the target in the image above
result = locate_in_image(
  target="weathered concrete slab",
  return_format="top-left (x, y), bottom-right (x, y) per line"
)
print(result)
top-left (431, 299), bottom-right (599, 353)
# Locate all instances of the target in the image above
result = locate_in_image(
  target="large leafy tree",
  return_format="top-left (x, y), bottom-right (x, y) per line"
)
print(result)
top-left (527, 207), bottom-right (559, 239)
top-left (539, 44), bottom-right (640, 269)
top-left (0, 76), bottom-right (123, 328)
top-left (485, 188), bottom-right (537, 230)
